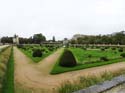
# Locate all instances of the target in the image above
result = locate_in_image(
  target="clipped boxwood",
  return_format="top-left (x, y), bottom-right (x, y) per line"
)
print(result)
top-left (17, 44), bottom-right (24, 48)
top-left (32, 49), bottom-right (42, 57)
top-left (100, 47), bottom-right (105, 51)
top-left (119, 48), bottom-right (123, 52)
top-left (120, 53), bottom-right (125, 57)
top-left (59, 48), bottom-right (77, 67)
top-left (100, 56), bottom-right (109, 61)
top-left (111, 47), bottom-right (116, 50)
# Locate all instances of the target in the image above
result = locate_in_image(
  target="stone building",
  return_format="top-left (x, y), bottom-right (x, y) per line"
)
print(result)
top-left (13, 34), bottom-right (19, 44)
top-left (63, 38), bottom-right (69, 47)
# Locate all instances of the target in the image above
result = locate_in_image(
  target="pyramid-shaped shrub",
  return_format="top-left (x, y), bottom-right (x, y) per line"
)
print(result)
top-left (59, 48), bottom-right (77, 67)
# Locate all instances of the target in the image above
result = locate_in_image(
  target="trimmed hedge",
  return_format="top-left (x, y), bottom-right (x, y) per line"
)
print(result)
top-left (120, 53), bottom-right (125, 57)
top-left (118, 48), bottom-right (123, 52)
top-left (100, 48), bottom-right (105, 51)
top-left (32, 49), bottom-right (42, 57)
top-left (59, 49), bottom-right (77, 67)
top-left (100, 56), bottom-right (109, 61)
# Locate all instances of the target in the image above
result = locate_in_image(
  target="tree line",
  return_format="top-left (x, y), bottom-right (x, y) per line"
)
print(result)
top-left (1, 33), bottom-right (46, 44)
top-left (1, 31), bottom-right (125, 45)
top-left (70, 31), bottom-right (125, 45)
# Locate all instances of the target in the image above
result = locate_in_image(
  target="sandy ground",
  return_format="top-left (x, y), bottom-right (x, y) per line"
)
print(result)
top-left (14, 47), bottom-right (125, 93)
top-left (0, 45), bottom-right (9, 49)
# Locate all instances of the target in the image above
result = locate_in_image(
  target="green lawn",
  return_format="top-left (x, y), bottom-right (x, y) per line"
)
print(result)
top-left (51, 47), bottom-right (125, 74)
top-left (70, 48), bottom-right (121, 63)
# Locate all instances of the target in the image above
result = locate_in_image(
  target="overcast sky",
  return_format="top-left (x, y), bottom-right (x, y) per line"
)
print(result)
top-left (0, 0), bottom-right (125, 40)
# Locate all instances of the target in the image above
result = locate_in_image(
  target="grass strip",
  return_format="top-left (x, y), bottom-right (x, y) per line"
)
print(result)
top-left (58, 69), bottom-right (125, 93)
top-left (2, 47), bottom-right (14, 93)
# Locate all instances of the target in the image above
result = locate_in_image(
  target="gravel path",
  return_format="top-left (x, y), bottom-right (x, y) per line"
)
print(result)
top-left (14, 47), bottom-right (125, 93)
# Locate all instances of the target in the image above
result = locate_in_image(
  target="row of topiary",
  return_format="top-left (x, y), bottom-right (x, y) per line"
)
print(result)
top-left (17, 44), bottom-right (58, 57)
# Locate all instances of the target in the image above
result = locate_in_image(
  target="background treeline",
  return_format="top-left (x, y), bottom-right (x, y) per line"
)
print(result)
top-left (70, 31), bottom-right (125, 45)
top-left (1, 31), bottom-right (125, 45)
top-left (1, 33), bottom-right (46, 44)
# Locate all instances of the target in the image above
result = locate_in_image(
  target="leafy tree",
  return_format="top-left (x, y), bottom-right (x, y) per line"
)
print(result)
top-left (70, 31), bottom-right (125, 45)
top-left (33, 33), bottom-right (46, 44)
top-left (1, 37), bottom-right (13, 44)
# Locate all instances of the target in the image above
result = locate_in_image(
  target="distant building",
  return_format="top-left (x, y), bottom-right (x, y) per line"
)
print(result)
top-left (13, 34), bottom-right (19, 44)
top-left (72, 34), bottom-right (86, 40)
top-left (63, 38), bottom-right (69, 47)
top-left (72, 34), bottom-right (93, 40)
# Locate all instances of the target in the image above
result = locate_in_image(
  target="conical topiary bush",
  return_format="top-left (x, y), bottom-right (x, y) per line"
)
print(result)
top-left (59, 48), bottom-right (77, 67)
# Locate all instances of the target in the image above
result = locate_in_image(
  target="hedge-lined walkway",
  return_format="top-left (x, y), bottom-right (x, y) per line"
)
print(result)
top-left (14, 47), bottom-right (125, 93)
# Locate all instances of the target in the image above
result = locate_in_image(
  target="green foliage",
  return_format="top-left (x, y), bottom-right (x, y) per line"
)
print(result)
top-left (2, 47), bottom-right (14, 93)
top-left (58, 70), bottom-right (125, 93)
top-left (100, 47), bottom-right (105, 51)
top-left (18, 45), bottom-right (56, 62)
top-left (111, 47), bottom-right (116, 50)
top-left (82, 47), bottom-right (87, 50)
top-left (100, 56), bottom-right (109, 61)
top-left (0, 47), bottom-right (11, 92)
top-left (51, 57), bottom-right (125, 74)
top-left (51, 47), bottom-right (125, 74)
top-left (120, 53), bottom-right (125, 57)
top-left (32, 49), bottom-right (42, 57)
top-left (69, 48), bottom-right (121, 63)
top-left (33, 33), bottom-right (46, 44)
top-left (118, 48), bottom-right (123, 52)
top-left (59, 49), bottom-right (77, 67)
top-left (70, 31), bottom-right (125, 45)
top-left (88, 54), bottom-right (92, 58)
top-left (1, 37), bottom-right (13, 44)
top-left (17, 44), bottom-right (24, 48)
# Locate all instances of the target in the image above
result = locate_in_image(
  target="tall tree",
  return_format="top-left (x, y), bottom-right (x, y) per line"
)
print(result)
top-left (33, 33), bottom-right (46, 44)
top-left (52, 36), bottom-right (56, 42)
top-left (1, 37), bottom-right (13, 44)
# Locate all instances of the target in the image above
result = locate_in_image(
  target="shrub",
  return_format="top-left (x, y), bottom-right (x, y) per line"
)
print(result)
top-left (59, 49), bottom-right (77, 67)
top-left (41, 48), bottom-right (46, 52)
top-left (118, 48), bottom-right (123, 52)
top-left (32, 49), bottom-right (42, 57)
top-left (120, 53), bottom-right (125, 57)
top-left (100, 56), bottom-right (109, 61)
top-left (100, 47), bottom-right (105, 51)
top-left (17, 44), bottom-right (24, 48)
top-left (88, 54), bottom-right (92, 58)
top-left (82, 47), bottom-right (87, 50)
top-left (111, 47), bottom-right (116, 50)
top-left (105, 46), bottom-right (109, 49)
top-left (48, 47), bottom-right (54, 51)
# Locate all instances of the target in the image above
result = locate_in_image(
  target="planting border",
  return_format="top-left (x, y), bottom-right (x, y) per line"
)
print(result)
top-left (2, 47), bottom-right (14, 93)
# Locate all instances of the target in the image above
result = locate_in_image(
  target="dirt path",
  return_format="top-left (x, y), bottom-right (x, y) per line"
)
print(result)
top-left (14, 47), bottom-right (125, 93)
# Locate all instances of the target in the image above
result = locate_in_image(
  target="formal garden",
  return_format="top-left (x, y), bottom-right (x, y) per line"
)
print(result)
top-left (17, 44), bottom-right (61, 62)
top-left (15, 44), bottom-right (125, 75)
top-left (0, 44), bottom-right (125, 93)
top-left (51, 46), bottom-right (125, 74)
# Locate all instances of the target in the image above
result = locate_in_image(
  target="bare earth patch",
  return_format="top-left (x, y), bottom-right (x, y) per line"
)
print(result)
top-left (14, 47), bottom-right (125, 93)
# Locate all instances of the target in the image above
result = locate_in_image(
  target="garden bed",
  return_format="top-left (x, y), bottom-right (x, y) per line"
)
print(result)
top-left (51, 47), bottom-right (125, 74)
